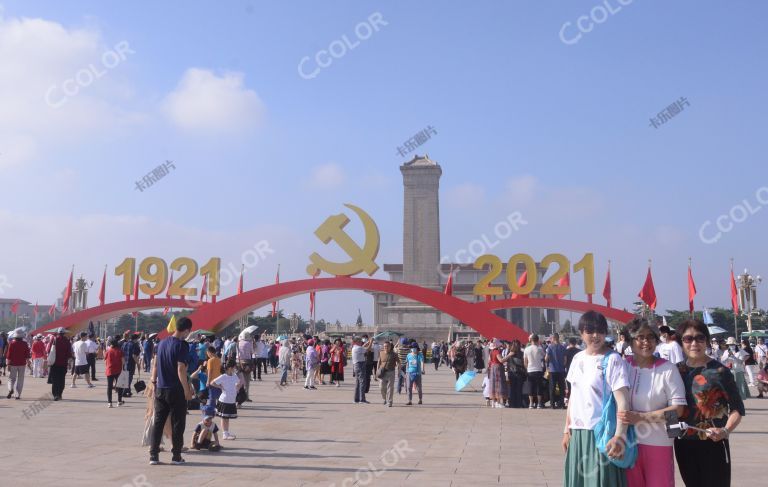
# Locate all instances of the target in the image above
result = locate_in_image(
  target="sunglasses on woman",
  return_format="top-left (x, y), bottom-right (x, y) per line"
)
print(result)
top-left (681, 334), bottom-right (707, 344)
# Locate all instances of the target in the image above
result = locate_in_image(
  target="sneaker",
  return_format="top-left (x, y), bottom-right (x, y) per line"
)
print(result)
top-left (69, 384), bottom-right (76, 388)
top-left (149, 457), bottom-right (159, 465)
top-left (92, 378), bottom-right (99, 381)
top-left (528, 404), bottom-right (535, 409)
top-left (537, 404), bottom-right (544, 409)
top-left (406, 401), bottom-right (412, 406)
top-left (388, 402), bottom-right (393, 407)
top-left (309, 386), bottom-right (317, 390)
top-left (117, 401), bottom-right (125, 407)
top-left (107, 403), bottom-right (113, 408)
top-left (53, 396), bottom-right (61, 401)
top-left (304, 386), bottom-right (309, 390)
top-left (5, 392), bottom-right (11, 399)
top-left (360, 400), bottom-right (370, 404)
top-left (14, 396), bottom-right (20, 400)
top-left (88, 384), bottom-right (95, 388)
top-left (383, 400), bottom-right (387, 405)
top-left (417, 400), bottom-right (422, 405)
top-left (171, 457), bottom-right (185, 465)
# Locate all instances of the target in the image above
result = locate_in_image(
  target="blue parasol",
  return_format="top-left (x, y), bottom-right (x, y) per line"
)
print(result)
top-left (455, 370), bottom-right (478, 392)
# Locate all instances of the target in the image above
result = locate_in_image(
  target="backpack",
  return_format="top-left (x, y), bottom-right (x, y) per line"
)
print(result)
top-left (453, 351), bottom-right (467, 368)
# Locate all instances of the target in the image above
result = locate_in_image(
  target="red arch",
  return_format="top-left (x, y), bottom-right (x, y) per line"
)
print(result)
top-left (178, 277), bottom-right (532, 342)
top-left (477, 297), bottom-right (633, 324)
top-left (30, 298), bottom-right (201, 336)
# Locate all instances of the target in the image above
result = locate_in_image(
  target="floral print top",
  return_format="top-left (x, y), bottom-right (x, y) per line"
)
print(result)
top-left (677, 360), bottom-right (745, 440)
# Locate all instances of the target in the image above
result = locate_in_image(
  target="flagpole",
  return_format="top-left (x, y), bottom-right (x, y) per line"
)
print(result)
top-left (732, 258), bottom-right (738, 338)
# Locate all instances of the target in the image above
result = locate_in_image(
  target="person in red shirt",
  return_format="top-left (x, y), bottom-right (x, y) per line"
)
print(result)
top-left (47, 328), bottom-right (73, 401)
top-left (31, 335), bottom-right (47, 378)
top-left (104, 338), bottom-right (124, 408)
top-left (6, 330), bottom-right (31, 400)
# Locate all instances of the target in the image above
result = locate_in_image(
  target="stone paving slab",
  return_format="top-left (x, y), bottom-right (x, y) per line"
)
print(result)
top-left (0, 362), bottom-right (765, 486)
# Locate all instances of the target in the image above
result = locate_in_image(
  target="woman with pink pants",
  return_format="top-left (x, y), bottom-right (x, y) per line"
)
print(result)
top-left (618, 318), bottom-right (687, 487)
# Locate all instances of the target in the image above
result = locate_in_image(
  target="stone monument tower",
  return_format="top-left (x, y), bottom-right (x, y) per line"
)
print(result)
top-left (401, 155), bottom-right (442, 289)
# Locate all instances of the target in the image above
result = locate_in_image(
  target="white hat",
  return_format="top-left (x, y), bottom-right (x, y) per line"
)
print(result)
top-left (11, 330), bottom-right (24, 339)
top-left (726, 337), bottom-right (738, 346)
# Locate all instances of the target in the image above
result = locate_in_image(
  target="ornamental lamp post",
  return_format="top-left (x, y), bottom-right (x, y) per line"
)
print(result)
top-left (737, 269), bottom-right (762, 334)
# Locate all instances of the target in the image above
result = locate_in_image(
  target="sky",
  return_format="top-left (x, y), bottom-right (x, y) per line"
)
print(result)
top-left (1, 0), bottom-right (767, 325)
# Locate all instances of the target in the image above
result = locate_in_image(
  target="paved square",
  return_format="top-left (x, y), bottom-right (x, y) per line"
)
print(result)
top-left (0, 363), bottom-right (765, 486)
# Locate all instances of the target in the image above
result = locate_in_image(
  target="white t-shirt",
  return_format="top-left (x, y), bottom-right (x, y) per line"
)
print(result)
top-left (73, 340), bottom-right (89, 366)
top-left (658, 341), bottom-right (685, 364)
top-left (212, 373), bottom-right (240, 404)
top-left (85, 339), bottom-right (98, 354)
top-left (352, 345), bottom-right (366, 364)
top-left (566, 351), bottom-right (630, 430)
top-left (756, 344), bottom-right (768, 361)
top-left (524, 345), bottom-right (545, 373)
top-left (625, 357), bottom-right (687, 446)
top-left (372, 342), bottom-right (381, 361)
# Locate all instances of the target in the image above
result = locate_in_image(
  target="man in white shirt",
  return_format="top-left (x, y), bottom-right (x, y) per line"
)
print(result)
top-left (352, 337), bottom-right (373, 404)
top-left (372, 341), bottom-right (381, 381)
top-left (755, 338), bottom-right (768, 369)
top-left (85, 334), bottom-right (99, 381)
top-left (523, 334), bottom-right (545, 409)
top-left (71, 332), bottom-right (95, 389)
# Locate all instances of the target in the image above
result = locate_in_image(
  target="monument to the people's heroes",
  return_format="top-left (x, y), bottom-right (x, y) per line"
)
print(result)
top-left (369, 155), bottom-right (558, 343)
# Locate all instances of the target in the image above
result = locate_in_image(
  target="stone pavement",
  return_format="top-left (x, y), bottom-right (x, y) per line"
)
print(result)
top-left (0, 363), bottom-right (765, 486)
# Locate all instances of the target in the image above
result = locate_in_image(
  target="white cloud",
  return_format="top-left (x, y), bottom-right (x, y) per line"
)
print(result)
top-left (162, 68), bottom-right (264, 134)
top-left (0, 12), bottom-right (140, 168)
top-left (306, 162), bottom-right (346, 190)
top-left (445, 183), bottom-right (486, 210)
top-left (504, 175), bottom-right (538, 206)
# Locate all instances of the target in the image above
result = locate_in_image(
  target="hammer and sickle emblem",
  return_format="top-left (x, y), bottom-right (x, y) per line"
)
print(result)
top-left (306, 203), bottom-right (380, 277)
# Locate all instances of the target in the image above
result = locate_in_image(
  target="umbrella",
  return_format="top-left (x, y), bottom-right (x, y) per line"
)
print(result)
top-left (741, 330), bottom-right (768, 338)
top-left (192, 330), bottom-right (215, 336)
top-left (239, 325), bottom-right (259, 340)
top-left (373, 331), bottom-right (404, 340)
top-left (277, 335), bottom-right (288, 341)
top-left (708, 326), bottom-right (727, 335)
top-left (455, 370), bottom-right (478, 392)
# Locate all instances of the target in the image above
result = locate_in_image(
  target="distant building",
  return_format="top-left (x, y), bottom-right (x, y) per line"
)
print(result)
top-left (369, 155), bottom-right (558, 343)
top-left (0, 299), bottom-right (54, 328)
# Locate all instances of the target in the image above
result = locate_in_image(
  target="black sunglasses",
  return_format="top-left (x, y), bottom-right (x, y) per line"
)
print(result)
top-left (681, 334), bottom-right (707, 344)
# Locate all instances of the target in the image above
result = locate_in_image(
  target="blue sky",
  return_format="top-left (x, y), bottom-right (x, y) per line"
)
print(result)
top-left (1, 1), bottom-right (767, 324)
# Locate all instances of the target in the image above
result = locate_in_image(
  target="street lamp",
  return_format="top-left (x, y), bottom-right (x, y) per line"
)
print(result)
top-left (737, 269), bottom-right (762, 333)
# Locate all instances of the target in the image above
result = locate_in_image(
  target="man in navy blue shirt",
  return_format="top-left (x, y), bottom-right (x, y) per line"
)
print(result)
top-left (120, 332), bottom-right (140, 397)
top-left (142, 336), bottom-right (154, 373)
top-left (149, 317), bottom-right (194, 465)
top-left (544, 332), bottom-right (567, 409)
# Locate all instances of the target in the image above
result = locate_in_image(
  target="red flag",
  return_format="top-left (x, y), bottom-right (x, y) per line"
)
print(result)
top-left (603, 265), bottom-right (612, 308)
top-left (48, 303), bottom-right (56, 317)
top-left (237, 265), bottom-right (244, 295)
top-left (443, 266), bottom-right (454, 296)
top-left (62, 268), bottom-right (73, 312)
top-left (200, 274), bottom-right (208, 302)
top-left (10, 300), bottom-right (20, 314)
top-left (484, 294), bottom-right (492, 302)
top-left (730, 268), bottom-right (739, 315)
top-left (98, 266), bottom-right (106, 307)
top-left (639, 267), bottom-right (657, 310)
top-left (163, 271), bottom-right (173, 316)
top-left (33, 302), bottom-right (39, 317)
top-left (309, 273), bottom-right (317, 316)
top-left (688, 265), bottom-right (697, 314)
top-left (271, 265), bottom-right (280, 317)
top-left (511, 270), bottom-right (528, 299)
top-left (555, 272), bottom-right (570, 299)
top-left (132, 273), bottom-right (139, 301)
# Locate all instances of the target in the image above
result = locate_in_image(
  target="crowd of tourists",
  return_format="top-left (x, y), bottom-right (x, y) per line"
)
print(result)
top-left (2, 312), bottom-right (763, 485)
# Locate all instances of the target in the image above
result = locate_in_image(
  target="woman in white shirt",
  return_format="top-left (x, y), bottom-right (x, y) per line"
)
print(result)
top-left (618, 318), bottom-right (687, 487)
top-left (721, 337), bottom-right (750, 399)
top-left (563, 311), bottom-right (631, 486)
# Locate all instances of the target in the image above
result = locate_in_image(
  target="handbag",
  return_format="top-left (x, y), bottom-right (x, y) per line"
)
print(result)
top-left (116, 368), bottom-right (130, 390)
top-left (47, 341), bottom-right (57, 365)
top-left (593, 352), bottom-right (638, 469)
top-left (134, 380), bottom-right (146, 393)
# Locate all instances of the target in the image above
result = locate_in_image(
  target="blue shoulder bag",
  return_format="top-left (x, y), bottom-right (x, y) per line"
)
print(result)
top-left (593, 352), bottom-right (638, 469)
